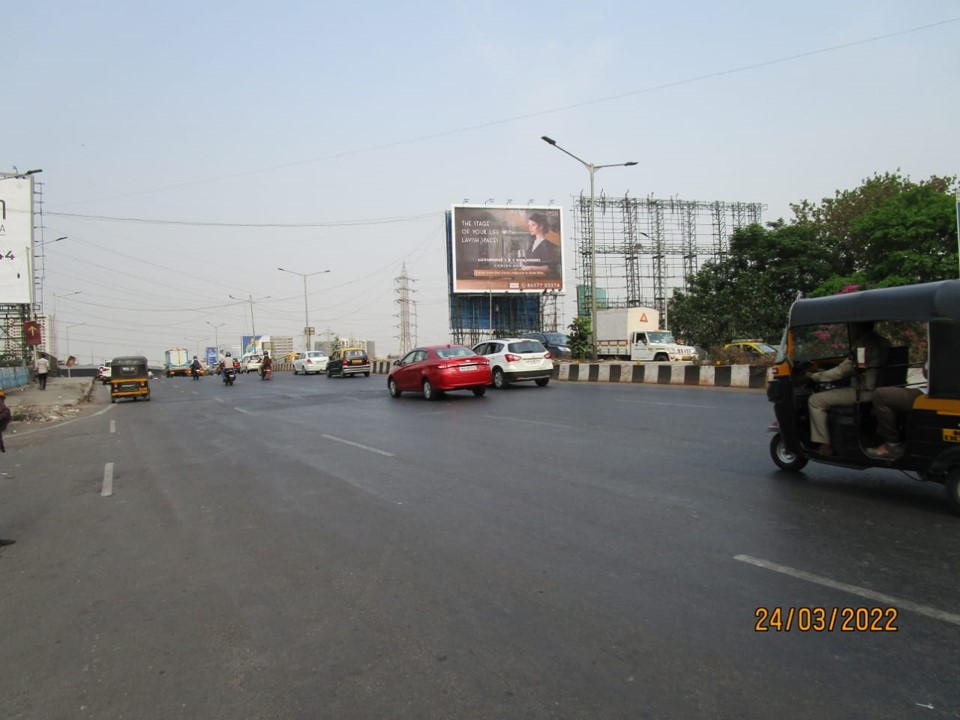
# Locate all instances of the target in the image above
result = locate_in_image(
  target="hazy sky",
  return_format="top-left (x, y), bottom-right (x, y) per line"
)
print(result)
top-left (5, 1), bottom-right (958, 364)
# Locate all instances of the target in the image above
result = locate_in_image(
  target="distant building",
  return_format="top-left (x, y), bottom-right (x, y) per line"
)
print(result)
top-left (268, 335), bottom-right (294, 359)
top-left (319, 337), bottom-right (377, 359)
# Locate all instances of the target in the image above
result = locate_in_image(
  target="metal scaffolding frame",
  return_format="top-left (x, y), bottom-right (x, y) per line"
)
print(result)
top-left (573, 193), bottom-right (763, 325)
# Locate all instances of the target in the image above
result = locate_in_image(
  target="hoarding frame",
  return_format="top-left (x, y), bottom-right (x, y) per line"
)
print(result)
top-left (0, 176), bottom-right (35, 304)
top-left (450, 205), bottom-right (564, 294)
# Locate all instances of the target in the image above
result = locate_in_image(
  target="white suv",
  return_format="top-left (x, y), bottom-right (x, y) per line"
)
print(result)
top-left (471, 338), bottom-right (554, 389)
top-left (292, 351), bottom-right (329, 375)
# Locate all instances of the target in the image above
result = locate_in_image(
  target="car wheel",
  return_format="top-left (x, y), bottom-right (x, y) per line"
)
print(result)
top-left (769, 433), bottom-right (808, 472)
top-left (535, 378), bottom-right (550, 387)
top-left (388, 378), bottom-right (401, 398)
top-left (363, 372), bottom-right (370, 377)
top-left (472, 386), bottom-right (486, 397)
top-left (493, 368), bottom-right (508, 389)
top-left (422, 378), bottom-right (439, 400)
top-left (327, 367), bottom-right (333, 378)
top-left (654, 353), bottom-right (668, 362)
top-left (292, 366), bottom-right (298, 375)
top-left (945, 468), bottom-right (960, 514)
top-left (145, 393), bottom-right (151, 401)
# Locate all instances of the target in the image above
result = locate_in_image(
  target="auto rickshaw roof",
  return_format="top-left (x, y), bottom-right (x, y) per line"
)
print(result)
top-left (789, 280), bottom-right (960, 327)
top-left (111, 355), bottom-right (148, 368)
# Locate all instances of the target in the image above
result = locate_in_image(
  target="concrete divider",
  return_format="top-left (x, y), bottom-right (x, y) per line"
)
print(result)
top-left (370, 360), bottom-right (768, 389)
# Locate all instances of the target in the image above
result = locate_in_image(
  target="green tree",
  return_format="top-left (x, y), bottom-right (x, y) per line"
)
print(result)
top-left (566, 316), bottom-right (592, 360)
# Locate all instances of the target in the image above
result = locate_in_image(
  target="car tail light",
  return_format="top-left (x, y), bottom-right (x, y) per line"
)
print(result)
top-left (544, 352), bottom-right (552, 360)
top-left (505, 353), bottom-right (521, 362)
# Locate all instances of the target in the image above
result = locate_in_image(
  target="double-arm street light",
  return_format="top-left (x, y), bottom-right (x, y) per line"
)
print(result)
top-left (206, 322), bottom-right (226, 355)
top-left (277, 268), bottom-right (330, 352)
top-left (541, 136), bottom-right (637, 361)
top-left (229, 294), bottom-right (270, 339)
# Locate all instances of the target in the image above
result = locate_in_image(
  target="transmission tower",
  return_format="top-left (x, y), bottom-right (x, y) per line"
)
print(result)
top-left (394, 263), bottom-right (417, 356)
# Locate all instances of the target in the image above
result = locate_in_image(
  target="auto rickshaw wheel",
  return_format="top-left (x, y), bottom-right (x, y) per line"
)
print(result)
top-left (770, 432), bottom-right (808, 472)
top-left (945, 468), bottom-right (960, 513)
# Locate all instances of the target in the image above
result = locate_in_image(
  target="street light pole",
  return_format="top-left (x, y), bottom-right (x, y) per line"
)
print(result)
top-left (65, 322), bottom-right (85, 378)
top-left (51, 290), bottom-right (81, 359)
top-left (541, 136), bottom-right (637, 361)
top-left (229, 294), bottom-right (271, 340)
top-left (206, 322), bottom-right (225, 357)
top-left (278, 268), bottom-right (330, 352)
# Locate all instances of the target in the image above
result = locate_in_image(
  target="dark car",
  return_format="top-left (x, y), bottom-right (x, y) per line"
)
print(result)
top-left (327, 347), bottom-right (371, 378)
top-left (387, 345), bottom-right (491, 400)
top-left (520, 331), bottom-right (571, 360)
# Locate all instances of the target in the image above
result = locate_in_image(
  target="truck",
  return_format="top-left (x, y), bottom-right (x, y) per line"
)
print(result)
top-left (164, 347), bottom-right (191, 377)
top-left (595, 307), bottom-right (698, 362)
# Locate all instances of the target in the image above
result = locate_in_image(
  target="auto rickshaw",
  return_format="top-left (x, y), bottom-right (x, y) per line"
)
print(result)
top-left (766, 279), bottom-right (960, 512)
top-left (110, 355), bottom-right (151, 403)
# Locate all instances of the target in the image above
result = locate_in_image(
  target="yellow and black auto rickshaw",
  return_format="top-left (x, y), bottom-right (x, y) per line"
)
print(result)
top-left (110, 355), bottom-right (151, 403)
top-left (767, 279), bottom-right (960, 512)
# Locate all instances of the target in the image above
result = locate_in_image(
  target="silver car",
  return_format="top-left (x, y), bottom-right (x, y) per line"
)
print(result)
top-left (471, 338), bottom-right (554, 389)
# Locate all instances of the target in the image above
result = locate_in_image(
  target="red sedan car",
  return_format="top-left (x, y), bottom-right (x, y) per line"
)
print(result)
top-left (388, 345), bottom-right (491, 400)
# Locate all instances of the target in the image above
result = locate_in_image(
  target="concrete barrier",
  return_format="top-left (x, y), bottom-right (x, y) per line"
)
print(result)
top-left (370, 360), bottom-right (769, 389)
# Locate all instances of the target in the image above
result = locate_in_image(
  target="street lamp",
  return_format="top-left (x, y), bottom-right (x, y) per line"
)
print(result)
top-left (206, 322), bottom-right (225, 356)
top-left (277, 268), bottom-right (330, 352)
top-left (65, 322), bottom-right (86, 378)
top-left (541, 135), bottom-right (637, 360)
top-left (229, 294), bottom-right (270, 339)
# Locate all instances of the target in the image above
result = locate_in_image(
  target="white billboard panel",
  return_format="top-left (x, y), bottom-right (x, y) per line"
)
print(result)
top-left (0, 177), bottom-right (34, 304)
top-left (451, 205), bottom-right (564, 293)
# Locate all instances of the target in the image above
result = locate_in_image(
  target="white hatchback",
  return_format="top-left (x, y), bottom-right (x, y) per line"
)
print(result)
top-left (471, 338), bottom-right (554, 389)
top-left (292, 351), bottom-right (329, 375)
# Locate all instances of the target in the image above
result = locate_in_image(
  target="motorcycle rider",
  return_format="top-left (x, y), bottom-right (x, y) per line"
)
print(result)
top-left (260, 351), bottom-right (273, 379)
top-left (220, 352), bottom-right (237, 383)
top-left (190, 355), bottom-right (202, 380)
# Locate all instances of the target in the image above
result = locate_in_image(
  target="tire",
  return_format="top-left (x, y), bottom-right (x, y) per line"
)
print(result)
top-left (945, 468), bottom-right (960, 514)
top-left (293, 366), bottom-right (299, 375)
top-left (422, 379), bottom-right (439, 401)
top-left (472, 387), bottom-right (486, 397)
top-left (535, 378), bottom-right (550, 387)
top-left (327, 367), bottom-right (334, 378)
top-left (363, 372), bottom-right (370, 377)
top-left (654, 353), bottom-right (668, 362)
top-left (145, 393), bottom-right (151, 401)
top-left (110, 397), bottom-right (116, 403)
top-left (388, 378), bottom-right (401, 398)
top-left (493, 368), bottom-right (508, 389)
top-left (769, 432), bottom-right (808, 472)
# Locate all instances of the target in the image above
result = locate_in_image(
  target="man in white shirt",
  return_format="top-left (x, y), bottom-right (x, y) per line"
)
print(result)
top-left (35, 355), bottom-right (50, 390)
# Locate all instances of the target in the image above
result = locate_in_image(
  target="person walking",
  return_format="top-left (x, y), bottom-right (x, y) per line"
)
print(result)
top-left (35, 354), bottom-right (50, 390)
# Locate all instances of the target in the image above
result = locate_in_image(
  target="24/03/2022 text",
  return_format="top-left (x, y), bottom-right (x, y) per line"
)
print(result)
top-left (754, 607), bottom-right (898, 632)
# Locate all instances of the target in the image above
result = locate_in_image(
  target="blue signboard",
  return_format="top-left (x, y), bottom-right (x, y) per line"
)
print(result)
top-left (205, 346), bottom-right (218, 366)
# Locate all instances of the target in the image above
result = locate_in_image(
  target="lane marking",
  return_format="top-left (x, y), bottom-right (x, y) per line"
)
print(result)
top-left (615, 398), bottom-right (717, 409)
top-left (101, 462), bottom-right (114, 497)
top-left (321, 434), bottom-right (394, 457)
top-left (110, 420), bottom-right (116, 434)
top-left (481, 414), bottom-right (572, 429)
top-left (734, 554), bottom-right (960, 626)
top-left (235, 407), bottom-right (255, 415)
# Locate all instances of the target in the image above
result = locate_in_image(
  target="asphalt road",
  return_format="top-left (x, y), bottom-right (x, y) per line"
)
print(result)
top-left (1, 371), bottom-right (958, 719)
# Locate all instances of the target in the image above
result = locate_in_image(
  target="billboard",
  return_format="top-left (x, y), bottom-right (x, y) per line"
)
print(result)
top-left (451, 205), bottom-right (564, 293)
top-left (0, 177), bottom-right (34, 304)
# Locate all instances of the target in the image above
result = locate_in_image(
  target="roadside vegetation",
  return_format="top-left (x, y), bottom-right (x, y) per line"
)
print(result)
top-left (665, 171), bottom-right (958, 352)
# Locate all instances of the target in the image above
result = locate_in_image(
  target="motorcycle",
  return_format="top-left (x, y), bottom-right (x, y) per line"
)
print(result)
top-left (260, 367), bottom-right (272, 381)
top-left (222, 367), bottom-right (236, 386)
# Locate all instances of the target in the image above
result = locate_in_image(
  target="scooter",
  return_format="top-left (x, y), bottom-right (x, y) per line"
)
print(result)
top-left (222, 367), bottom-right (237, 386)
top-left (260, 367), bottom-right (272, 381)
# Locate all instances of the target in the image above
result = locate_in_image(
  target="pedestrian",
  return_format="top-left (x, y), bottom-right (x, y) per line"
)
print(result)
top-left (35, 354), bottom-right (50, 390)
top-left (0, 387), bottom-right (10, 452)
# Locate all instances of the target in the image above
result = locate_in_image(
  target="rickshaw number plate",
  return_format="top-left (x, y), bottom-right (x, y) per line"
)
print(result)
top-left (942, 429), bottom-right (960, 444)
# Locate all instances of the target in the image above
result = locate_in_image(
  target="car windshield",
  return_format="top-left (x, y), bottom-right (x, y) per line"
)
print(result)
top-left (344, 349), bottom-right (366, 358)
top-left (542, 333), bottom-right (569, 345)
top-left (435, 346), bottom-right (475, 359)
top-left (753, 343), bottom-right (777, 354)
top-left (645, 331), bottom-right (677, 344)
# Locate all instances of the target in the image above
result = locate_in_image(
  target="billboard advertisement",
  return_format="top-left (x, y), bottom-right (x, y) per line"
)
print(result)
top-left (0, 177), bottom-right (34, 304)
top-left (451, 205), bottom-right (564, 293)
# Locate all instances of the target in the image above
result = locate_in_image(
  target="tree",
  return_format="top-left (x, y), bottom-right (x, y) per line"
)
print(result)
top-left (566, 316), bottom-right (592, 360)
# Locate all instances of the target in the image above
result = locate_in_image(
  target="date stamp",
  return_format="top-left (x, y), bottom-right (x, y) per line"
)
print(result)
top-left (754, 607), bottom-right (898, 632)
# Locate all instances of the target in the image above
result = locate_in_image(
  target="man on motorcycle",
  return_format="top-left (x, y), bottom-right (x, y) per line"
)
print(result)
top-left (260, 352), bottom-right (273, 379)
top-left (190, 355), bottom-right (202, 380)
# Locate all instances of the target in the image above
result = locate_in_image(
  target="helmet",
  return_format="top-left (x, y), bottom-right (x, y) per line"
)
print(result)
top-left (193, 355), bottom-right (198, 359)
top-left (225, 352), bottom-right (232, 357)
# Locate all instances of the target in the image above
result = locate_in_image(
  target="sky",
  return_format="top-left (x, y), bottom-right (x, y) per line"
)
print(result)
top-left (3, 1), bottom-right (958, 365)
